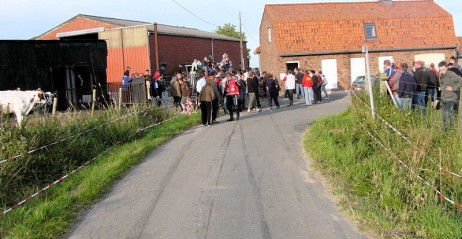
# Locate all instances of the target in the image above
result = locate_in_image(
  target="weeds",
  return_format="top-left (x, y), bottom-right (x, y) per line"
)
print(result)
top-left (305, 91), bottom-right (462, 238)
top-left (0, 106), bottom-right (200, 238)
top-left (0, 106), bottom-right (173, 209)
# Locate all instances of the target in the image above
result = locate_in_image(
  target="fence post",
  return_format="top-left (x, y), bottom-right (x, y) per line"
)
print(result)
top-left (52, 96), bottom-right (58, 115)
top-left (91, 88), bottom-right (96, 116)
top-left (458, 86), bottom-right (462, 132)
top-left (118, 88), bottom-right (122, 110)
top-left (362, 45), bottom-right (375, 119)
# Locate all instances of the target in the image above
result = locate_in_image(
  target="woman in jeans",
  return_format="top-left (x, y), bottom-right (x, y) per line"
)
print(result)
top-left (302, 72), bottom-right (314, 106)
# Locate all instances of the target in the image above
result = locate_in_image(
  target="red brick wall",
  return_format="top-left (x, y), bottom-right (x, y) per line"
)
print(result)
top-left (149, 34), bottom-right (247, 75)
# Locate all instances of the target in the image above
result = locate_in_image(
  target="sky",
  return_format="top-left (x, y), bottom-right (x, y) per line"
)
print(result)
top-left (1, 0), bottom-right (460, 67)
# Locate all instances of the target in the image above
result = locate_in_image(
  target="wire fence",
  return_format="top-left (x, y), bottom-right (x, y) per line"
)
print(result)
top-left (351, 90), bottom-right (462, 211)
top-left (0, 115), bottom-right (179, 217)
top-left (0, 106), bottom-right (161, 165)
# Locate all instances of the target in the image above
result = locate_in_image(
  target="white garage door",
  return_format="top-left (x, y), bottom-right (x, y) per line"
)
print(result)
top-left (350, 57), bottom-right (366, 85)
top-left (415, 53), bottom-right (446, 67)
top-left (321, 59), bottom-right (338, 89)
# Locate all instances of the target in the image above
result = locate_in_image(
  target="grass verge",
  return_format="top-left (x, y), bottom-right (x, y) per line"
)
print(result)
top-left (0, 113), bottom-right (200, 239)
top-left (304, 108), bottom-right (462, 238)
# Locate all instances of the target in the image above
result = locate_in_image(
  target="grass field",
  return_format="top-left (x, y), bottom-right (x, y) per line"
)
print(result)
top-left (304, 92), bottom-right (462, 238)
top-left (0, 107), bottom-right (200, 239)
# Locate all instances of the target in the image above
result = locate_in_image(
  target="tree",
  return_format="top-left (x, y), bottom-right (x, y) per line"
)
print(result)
top-left (215, 23), bottom-right (246, 41)
top-left (215, 23), bottom-right (251, 63)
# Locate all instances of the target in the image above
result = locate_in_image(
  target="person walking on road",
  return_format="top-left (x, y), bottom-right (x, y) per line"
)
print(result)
top-left (199, 77), bottom-right (215, 126)
top-left (319, 71), bottom-right (329, 99)
top-left (285, 70), bottom-right (296, 107)
top-left (170, 73), bottom-right (182, 109)
top-left (225, 72), bottom-right (241, 121)
top-left (295, 68), bottom-right (304, 99)
top-left (266, 74), bottom-right (280, 109)
top-left (313, 70), bottom-right (323, 103)
top-left (302, 71), bottom-right (314, 106)
top-left (247, 71), bottom-right (261, 112)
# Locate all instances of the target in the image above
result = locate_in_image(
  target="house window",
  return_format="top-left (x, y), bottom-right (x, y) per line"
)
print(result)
top-left (268, 27), bottom-right (272, 43)
top-left (364, 23), bottom-right (377, 40)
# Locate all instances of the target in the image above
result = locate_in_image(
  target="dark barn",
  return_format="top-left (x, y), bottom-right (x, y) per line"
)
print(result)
top-left (0, 40), bottom-right (107, 110)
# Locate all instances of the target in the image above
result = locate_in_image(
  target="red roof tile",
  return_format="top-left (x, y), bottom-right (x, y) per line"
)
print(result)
top-left (263, 0), bottom-right (458, 55)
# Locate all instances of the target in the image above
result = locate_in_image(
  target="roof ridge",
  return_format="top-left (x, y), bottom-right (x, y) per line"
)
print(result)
top-left (78, 13), bottom-right (151, 25)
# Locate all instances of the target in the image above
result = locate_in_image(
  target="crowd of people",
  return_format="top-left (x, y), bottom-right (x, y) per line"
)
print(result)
top-left (384, 56), bottom-right (462, 131)
top-left (166, 53), bottom-right (332, 126)
top-left (121, 66), bottom-right (166, 107)
top-left (121, 52), bottom-right (334, 127)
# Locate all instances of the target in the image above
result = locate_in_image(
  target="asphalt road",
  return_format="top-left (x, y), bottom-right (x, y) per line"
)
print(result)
top-left (68, 92), bottom-right (368, 239)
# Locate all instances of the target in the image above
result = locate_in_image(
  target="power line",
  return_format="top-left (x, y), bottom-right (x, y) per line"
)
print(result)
top-left (242, 23), bottom-right (259, 44)
top-left (170, 0), bottom-right (218, 28)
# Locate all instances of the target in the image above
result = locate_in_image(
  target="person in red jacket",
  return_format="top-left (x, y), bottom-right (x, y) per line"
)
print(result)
top-left (302, 70), bottom-right (314, 106)
top-left (225, 72), bottom-right (241, 121)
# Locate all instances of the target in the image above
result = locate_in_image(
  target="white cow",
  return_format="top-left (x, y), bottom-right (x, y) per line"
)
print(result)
top-left (0, 89), bottom-right (46, 126)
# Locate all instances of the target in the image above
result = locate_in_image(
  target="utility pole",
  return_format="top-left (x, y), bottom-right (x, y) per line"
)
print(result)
top-left (239, 12), bottom-right (244, 71)
top-left (362, 45), bottom-right (375, 119)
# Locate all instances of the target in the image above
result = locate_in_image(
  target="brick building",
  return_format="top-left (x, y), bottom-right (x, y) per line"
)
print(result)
top-left (36, 14), bottom-right (247, 83)
top-left (256, 0), bottom-right (459, 90)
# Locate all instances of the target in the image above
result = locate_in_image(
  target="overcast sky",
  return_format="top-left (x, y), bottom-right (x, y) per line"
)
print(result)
top-left (1, 0), bottom-right (460, 67)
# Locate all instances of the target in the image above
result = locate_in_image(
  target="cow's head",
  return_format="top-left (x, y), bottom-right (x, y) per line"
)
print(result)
top-left (23, 90), bottom-right (47, 116)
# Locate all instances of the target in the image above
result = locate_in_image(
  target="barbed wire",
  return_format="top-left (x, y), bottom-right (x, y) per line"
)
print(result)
top-left (0, 115), bottom-right (179, 217)
top-left (359, 122), bottom-right (462, 211)
top-left (351, 91), bottom-right (462, 179)
top-left (0, 106), bottom-right (165, 165)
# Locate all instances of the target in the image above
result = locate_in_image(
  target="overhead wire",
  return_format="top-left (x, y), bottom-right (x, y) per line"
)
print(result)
top-left (170, 0), bottom-right (218, 28)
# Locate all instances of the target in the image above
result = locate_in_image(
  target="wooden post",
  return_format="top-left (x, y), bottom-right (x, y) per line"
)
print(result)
top-left (458, 86), bottom-right (462, 132)
top-left (52, 97), bottom-right (58, 115)
top-left (118, 88), bottom-right (123, 110)
top-left (91, 89), bottom-right (96, 116)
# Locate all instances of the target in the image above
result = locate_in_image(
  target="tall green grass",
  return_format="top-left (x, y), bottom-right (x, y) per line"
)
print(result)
top-left (0, 107), bottom-right (200, 238)
top-left (305, 91), bottom-right (462, 238)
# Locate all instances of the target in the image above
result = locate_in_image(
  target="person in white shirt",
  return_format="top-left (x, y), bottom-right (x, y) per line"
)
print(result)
top-left (191, 59), bottom-right (202, 74)
top-left (196, 70), bottom-right (206, 94)
top-left (285, 70), bottom-right (296, 107)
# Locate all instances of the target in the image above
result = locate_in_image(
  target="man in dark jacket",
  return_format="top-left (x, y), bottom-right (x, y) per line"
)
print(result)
top-left (399, 63), bottom-right (417, 111)
top-left (311, 70), bottom-right (322, 103)
top-left (413, 61), bottom-right (428, 114)
top-left (294, 68), bottom-right (304, 99)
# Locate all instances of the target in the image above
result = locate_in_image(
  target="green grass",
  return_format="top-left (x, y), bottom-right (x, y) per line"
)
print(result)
top-left (304, 95), bottom-right (462, 238)
top-left (0, 111), bottom-right (200, 239)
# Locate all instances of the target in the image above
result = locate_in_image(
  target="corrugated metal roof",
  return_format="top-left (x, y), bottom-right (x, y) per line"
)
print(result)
top-left (147, 24), bottom-right (240, 42)
top-left (66, 14), bottom-right (240, 42)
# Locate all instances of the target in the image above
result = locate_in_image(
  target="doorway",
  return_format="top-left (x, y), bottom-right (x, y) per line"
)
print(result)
top-left (286, 61), bottom-right (299, 72)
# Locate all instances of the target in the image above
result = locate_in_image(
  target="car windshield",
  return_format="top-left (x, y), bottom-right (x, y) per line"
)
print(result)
top-left (353, 76), bottom-right (365, 84)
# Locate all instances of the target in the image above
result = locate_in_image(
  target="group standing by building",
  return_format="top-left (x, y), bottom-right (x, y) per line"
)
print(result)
top-left (384, 56), bottom-right (462, 131)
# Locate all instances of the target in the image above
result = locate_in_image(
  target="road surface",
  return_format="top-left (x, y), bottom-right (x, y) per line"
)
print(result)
top-left (68, 92), bottom-right (367, 239)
